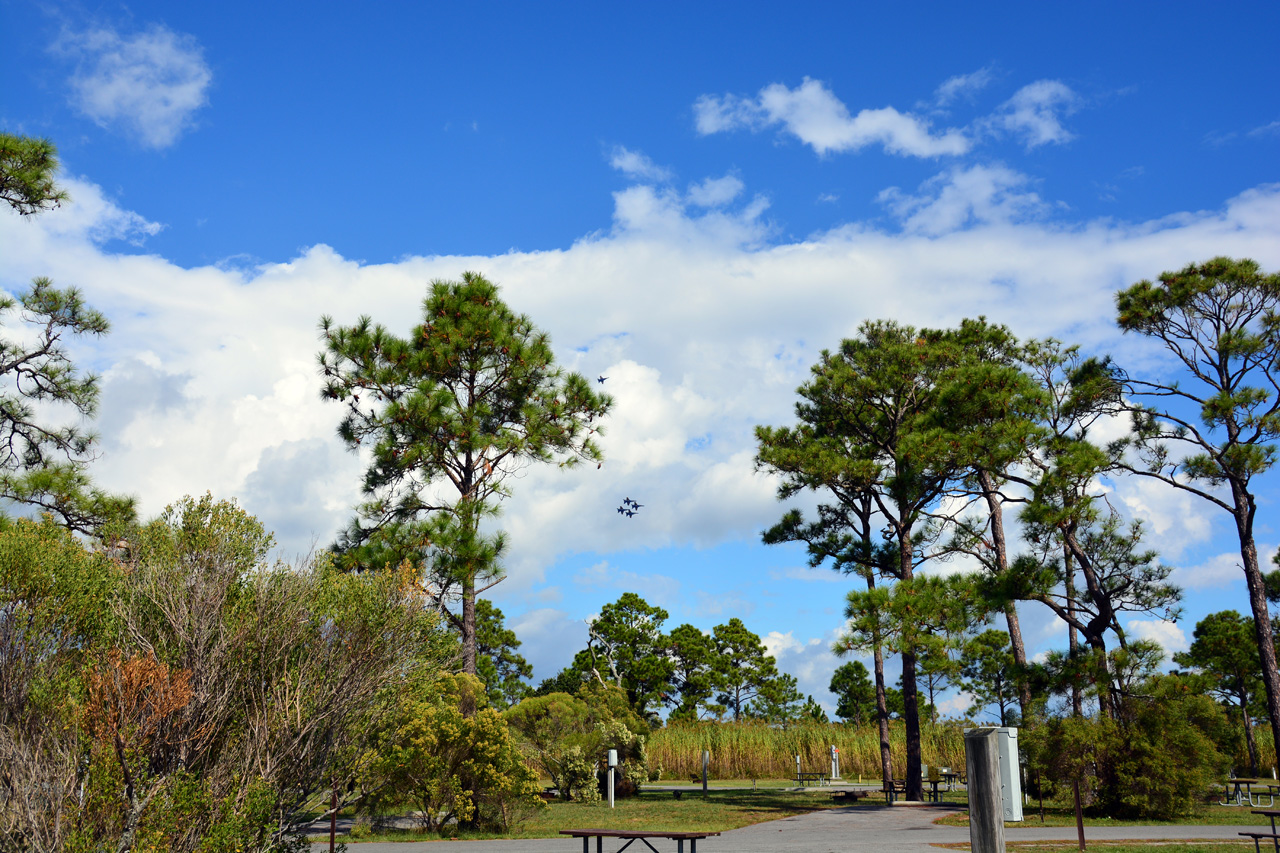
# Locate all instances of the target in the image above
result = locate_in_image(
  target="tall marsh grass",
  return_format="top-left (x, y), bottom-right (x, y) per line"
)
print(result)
top-left (648, 720), bottom-right (966, 780)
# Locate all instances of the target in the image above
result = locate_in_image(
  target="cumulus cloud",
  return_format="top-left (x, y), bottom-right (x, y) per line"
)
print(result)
top-left (1126, 618), bottom-right (1188, 655)
top-left (989, 80), bottom-right (1080, 149)
top-left (4, 163), bottom-right (1280, 593)
top-left (695, 78), bottom-right (970, 158)
top-left (877, 164), bottom-right (1047, 235)
top-left (54, 23), bottom-right (212, 148)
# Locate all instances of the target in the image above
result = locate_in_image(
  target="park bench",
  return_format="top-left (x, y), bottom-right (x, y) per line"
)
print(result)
top-left (560, 828), bottom-right (719, 852)
top-left (882, 779), bottom-right (907, 804)
top-left (794, 771), bottom-right (828, 787)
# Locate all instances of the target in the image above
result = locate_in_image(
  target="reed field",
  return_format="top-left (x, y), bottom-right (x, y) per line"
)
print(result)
top-left (647, 720), bottom-right (1278, 782)
top-left (648, 720), bottom-right (967, 780)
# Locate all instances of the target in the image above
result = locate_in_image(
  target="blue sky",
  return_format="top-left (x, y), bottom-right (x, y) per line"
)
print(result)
top-left (3, 1), bottom-right (1280, 717)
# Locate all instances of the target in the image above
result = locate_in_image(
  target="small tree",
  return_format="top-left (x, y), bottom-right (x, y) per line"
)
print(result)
top-left (1173, 610), bottom-right (1265, 775)
top-left (960, 629), bottom-right (1018, 725)
top-left (1114, 256), bottom-right (1280, 754)
top-left (319, 272), bottom-right (611, 674)
top-left (829, 661), bottom-right (877, 726)
top-left (475, 600), bottom-right (532, 709)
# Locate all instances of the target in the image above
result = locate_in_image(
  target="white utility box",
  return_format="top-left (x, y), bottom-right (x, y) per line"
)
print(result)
top-left (965, 726), bottom-right (1022, 821)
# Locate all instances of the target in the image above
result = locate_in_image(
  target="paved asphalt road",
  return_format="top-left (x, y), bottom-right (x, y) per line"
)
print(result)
top-left (309, 803), bottom-right (1264, 852)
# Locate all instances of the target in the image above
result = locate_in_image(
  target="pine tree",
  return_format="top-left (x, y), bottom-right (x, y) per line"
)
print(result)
top-left (319, 272), bottom-right (611, 673)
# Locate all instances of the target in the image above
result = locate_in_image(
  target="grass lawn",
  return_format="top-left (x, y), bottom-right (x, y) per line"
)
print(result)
top-left (313, 785), bottom-right (852, 843)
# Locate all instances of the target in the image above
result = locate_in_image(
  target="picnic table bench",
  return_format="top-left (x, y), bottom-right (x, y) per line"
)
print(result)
top-left (560, 828), bottom-right (719, 852)
top-left (882, 779), bottom-right (907, 804)
top-left (794, 771), bottom-right (829, 787)
top-left (1241, 808), bottom-right (1280, 852)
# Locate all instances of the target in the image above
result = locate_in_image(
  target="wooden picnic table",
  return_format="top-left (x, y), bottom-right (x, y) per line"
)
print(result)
top-left (1241, 808), bottom-right (1280, 852)
top-left (940, 771), bottom-right (964, 790)
top-left (560, 828), bottom-right (719, 853)
top-left (794, 771), bottom-right (829, 787)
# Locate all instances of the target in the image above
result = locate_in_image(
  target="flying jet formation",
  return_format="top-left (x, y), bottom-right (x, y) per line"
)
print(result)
top-left (618, 497), bottom-right (643, 517)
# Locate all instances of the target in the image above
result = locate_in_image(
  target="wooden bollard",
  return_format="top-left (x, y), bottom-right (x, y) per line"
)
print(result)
top-left (965, 728), bottom-right (1005, 853)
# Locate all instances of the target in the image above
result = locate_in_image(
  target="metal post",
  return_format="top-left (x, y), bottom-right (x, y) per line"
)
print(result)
top-left (1073, 779), bottom-right (1086, 851)
top-left (702, 750), bottom-right (709, 794)
top-left (795, 754), bottom-right (801, 784)
top-left (329, 785), bottom-right (337, 853)
top-left (964, 728), bottom-right (1005, 853)
top-left (608, 749), bottom-right (618, 809)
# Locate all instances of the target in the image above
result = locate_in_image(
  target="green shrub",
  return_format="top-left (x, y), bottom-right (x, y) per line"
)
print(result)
top-left (1026, 675), bottom-right (1229, 820)
top-left (367, 673), bottom-right (544, 832)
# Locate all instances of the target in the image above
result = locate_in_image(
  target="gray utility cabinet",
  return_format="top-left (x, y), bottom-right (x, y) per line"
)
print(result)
top-left (964, 726), bottom-right (1023, 821)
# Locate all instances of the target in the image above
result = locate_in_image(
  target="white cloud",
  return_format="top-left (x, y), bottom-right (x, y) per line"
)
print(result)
top-left (572, 560), bottom-right (682, 609)
top-left (1112, 475), bottom-right (1216, 560)
top-left (937, 690), bottom-right (976, 717)
top-left (1249, 120), bottom-right (1280, 139)
top-left (508, 608), bottom-right (588, 682)
top-left (934, 67), bottom-right (995, 106)
top-left (695, 78), bottom-right (970, 158)
top-left (609, 146), bottom-right (674, 183)
top-left (877, 164), bottom-right (1047, 235)
top-left (762, 630), bottom-right (805, 660)
top-left (1126, 618), bottom-right (1188, 655)
top-left (770, 566), bottom-right (846, 583)
top-left (1169, 551), bottom-right (1244, 591)
top-left (990, 80), bottom-right (1080, 149)
top-left (686, 175), bottom-right (744, 208)
top-left (55, 23), bottom-right (212, 148)
top-left (4, 165), bottom-right (1280, 592)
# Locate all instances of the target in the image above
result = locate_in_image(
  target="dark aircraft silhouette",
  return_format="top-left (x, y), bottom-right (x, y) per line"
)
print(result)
top-left (597, 375), bottom-right (608, 383)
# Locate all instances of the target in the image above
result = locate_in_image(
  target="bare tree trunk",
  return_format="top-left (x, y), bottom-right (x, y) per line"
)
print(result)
top-left (978, 472), bottom-right (1033, 723)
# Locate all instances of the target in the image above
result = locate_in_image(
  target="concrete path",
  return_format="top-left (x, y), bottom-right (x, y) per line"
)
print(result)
top-left (310, 804), bottom-right (1262, 852)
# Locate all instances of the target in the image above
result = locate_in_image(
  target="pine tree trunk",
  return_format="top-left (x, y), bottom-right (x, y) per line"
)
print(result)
top-left (867, 573), bottom-right (893, 784)
top-left (978, 472), bottom-right (1033, 723)
top-left (1241, 698), bottom-right (1260, 776)
top-left (1064, 546), bottom-right (1083, 717)
top-left (899, 528), bottom-right (922, 801)
top-left (462, 575), bottom-right (477, 678)
top-left (1233, 482), bottom-right (1280, 774)
top-left (870, 640), bottom-right (890, 778)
